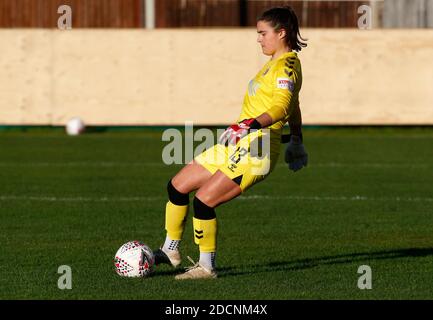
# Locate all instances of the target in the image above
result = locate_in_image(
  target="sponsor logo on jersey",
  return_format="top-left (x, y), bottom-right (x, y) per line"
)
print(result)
top-left (277, 77), bottom-right (294, 92)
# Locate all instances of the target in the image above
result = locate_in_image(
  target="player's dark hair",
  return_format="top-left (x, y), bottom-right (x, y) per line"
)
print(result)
top-left (258, 6), bottom-right (307, 52)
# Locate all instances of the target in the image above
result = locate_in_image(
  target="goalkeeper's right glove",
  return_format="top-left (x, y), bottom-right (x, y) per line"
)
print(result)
top-left (284, 134), bottom-right (308, 172)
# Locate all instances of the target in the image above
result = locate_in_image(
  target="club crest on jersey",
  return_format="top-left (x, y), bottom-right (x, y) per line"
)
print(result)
top-left (248, 79), bottom-right (260, 96)
top-left (277, 77), bottom-right (294, 92)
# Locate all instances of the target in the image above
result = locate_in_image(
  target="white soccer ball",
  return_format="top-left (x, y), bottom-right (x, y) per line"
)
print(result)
top-left (114, 241), bottom-right (154, 278)
top-left (66, 117), bottom-right (85, 136)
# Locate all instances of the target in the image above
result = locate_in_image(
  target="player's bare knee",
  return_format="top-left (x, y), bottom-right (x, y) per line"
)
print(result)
top-left (170, 173), bottom-right (192, 193)
top-left (194, 188), bottom-right (217, 207)
top-left (167, 179), bottom-right (189, 205)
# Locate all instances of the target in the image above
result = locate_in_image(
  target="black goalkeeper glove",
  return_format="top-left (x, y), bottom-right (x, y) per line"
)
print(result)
top-left (284, 134), bottom-right (308, 172)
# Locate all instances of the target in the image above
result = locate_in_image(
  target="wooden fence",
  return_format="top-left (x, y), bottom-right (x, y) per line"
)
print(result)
top-left (0, 0), bottom-right (143, 28)
top-left (0, 0), bottom-right (368, 28)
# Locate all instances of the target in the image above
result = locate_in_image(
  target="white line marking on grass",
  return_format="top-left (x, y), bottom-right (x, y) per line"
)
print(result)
top-left (0, 162), bottom-right (167, 167)
top-left (303, 163), bottom-right (430, 168)
top-left (0, 161), bottom-right (430, 168)
top-left (238, 195), bottom-right (433, 203)
top-left (1, 195), bottom-right (432, 203)
top-left (0, 195), bottom-right (165, 202)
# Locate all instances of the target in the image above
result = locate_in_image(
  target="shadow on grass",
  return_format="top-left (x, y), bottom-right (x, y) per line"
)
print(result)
top-left (217, 247), bottom-right (433, 278)
top-left (152, 268), bottom-right (180, 277)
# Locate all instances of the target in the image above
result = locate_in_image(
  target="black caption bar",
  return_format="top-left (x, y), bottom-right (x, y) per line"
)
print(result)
top-left (1, 300), bottom-right (430, 319)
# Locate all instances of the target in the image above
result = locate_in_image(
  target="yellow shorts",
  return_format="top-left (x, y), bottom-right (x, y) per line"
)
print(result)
top-left (194, 130), bottom-right (280, 192)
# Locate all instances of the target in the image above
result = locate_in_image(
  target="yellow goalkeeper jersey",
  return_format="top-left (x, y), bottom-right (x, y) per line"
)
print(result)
top-left (237, 51), bottom-right (302, 134)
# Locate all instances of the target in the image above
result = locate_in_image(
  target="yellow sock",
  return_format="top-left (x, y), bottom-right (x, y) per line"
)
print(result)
top-left (165, 201), bottom-right (189, 240)
top-left (193, 217), bottom-right (217, 252)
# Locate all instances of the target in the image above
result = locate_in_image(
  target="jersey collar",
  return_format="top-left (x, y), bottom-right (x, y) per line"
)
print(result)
top-left (272, 51), bottom-right (297, 62)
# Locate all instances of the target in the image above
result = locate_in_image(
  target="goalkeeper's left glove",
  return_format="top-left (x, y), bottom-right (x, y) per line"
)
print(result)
top-left (219, 118), bottom-right (261, 146)
top-left (284, 134), bottom-right (308, 172)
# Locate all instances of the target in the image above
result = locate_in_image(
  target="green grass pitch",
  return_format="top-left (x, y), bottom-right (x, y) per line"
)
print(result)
top-left (0, 127), bottom-right (432, 299)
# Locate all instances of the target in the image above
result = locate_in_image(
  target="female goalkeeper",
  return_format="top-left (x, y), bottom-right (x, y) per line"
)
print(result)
top-left (154, 6), bottom-right (308, 279)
